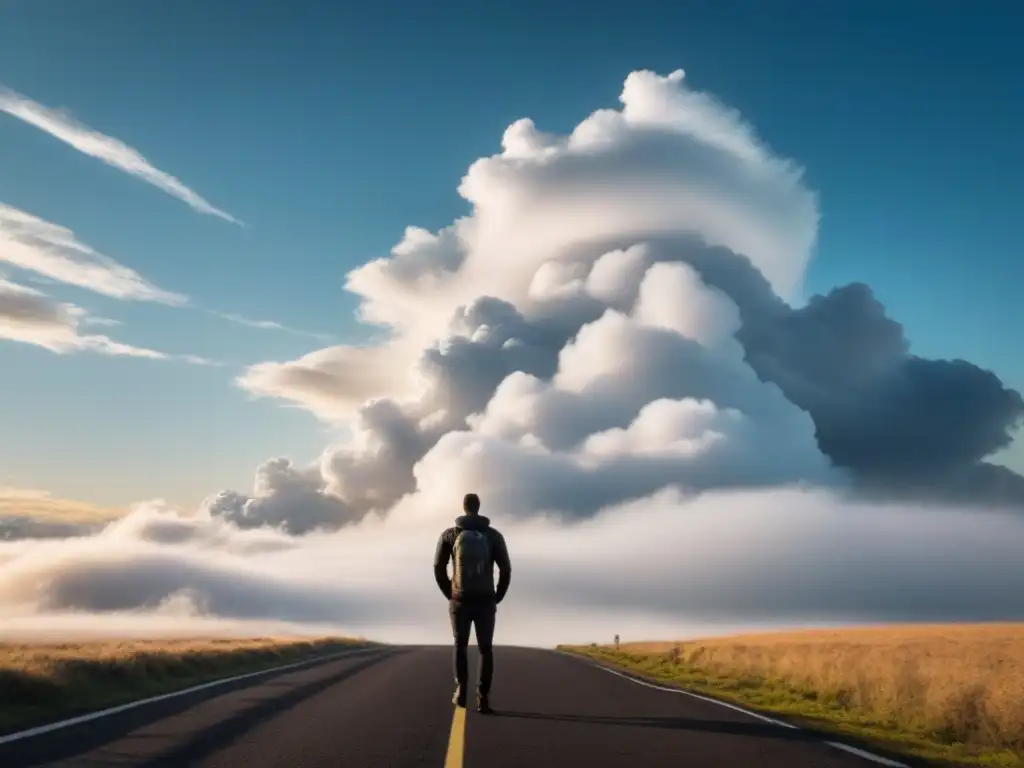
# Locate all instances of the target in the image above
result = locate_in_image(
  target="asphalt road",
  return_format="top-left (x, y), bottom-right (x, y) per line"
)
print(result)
top-left (0, 645), bottom-right (918, 768)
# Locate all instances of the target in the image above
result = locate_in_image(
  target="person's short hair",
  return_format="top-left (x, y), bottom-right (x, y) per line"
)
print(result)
top-left (463, 493), bottom-right (481, 513)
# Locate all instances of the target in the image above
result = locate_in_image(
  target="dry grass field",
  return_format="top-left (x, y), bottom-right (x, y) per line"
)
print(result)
top-left (0, 636), bottom-right (370, 734)
top-left (563, 623), bottom-right (1024, 766)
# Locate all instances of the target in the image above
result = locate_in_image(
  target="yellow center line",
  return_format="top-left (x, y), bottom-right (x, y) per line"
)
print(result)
top-left (444, 705), bottom-right (466, 768)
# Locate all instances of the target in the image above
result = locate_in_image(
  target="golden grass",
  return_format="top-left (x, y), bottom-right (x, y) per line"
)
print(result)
top-left (0, 635), bottom-right (372, 734)
top-left (562, 623), bottom-right (1024, 767)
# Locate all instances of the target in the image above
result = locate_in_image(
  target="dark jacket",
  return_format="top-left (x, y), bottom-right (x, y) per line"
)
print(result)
top-left (433, 514), bottom-right (511, 603)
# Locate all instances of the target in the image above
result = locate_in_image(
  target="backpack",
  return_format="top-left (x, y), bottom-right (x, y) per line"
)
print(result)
top-left (452, 528), bottom-right (494, 598)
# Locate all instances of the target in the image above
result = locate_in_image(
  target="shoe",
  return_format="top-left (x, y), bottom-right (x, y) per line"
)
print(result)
top-left (453, 685), bottom-right (466, 708)
top-left (476, 693), bottom-right (492, 714)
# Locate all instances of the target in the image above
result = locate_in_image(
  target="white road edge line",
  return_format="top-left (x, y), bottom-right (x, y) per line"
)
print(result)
top-left (0, 645), bottom-right (384, 747)
top-left (559, 652), bottom-right (908, 768)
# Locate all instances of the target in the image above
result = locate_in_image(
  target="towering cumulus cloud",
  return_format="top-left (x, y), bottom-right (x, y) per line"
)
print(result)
top-left (234, 67), bottom-right (1023, 523)
top-left (2, 69), bottom-right (1023, 644)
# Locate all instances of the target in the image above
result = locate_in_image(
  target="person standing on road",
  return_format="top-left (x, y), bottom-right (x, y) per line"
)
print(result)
top-left (433, 492), bottom-right (511, 714)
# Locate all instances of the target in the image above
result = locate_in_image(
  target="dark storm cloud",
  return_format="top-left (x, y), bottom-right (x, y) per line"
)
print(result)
top-left (640, 237), bottom-right (1024, 506)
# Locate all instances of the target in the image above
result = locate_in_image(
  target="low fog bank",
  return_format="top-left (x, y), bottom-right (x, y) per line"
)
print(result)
top-left (2, 488), bottom-right (1023, 646)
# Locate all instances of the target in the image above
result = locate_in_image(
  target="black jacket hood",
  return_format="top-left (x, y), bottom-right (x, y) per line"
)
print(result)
top-left (455, 514), bottom-right (491, 530)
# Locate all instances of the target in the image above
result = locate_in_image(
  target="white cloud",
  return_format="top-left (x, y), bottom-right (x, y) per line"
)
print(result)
top-left (248, 69), bottom-right (818, 421)
top-left (80, 315), bottom-right (123, 328)
top-left (232, 66), bottom-right (1021, 520)
top-left (0, 204), bottom-right (185, 304)
top-left (0, 87), bottom-right (240, 224)
top-left (0, 486), bottom-right (122, 541)
top-left (0, 277), bottom-right (214, 363)
top-left (0, 205), bottom-right (327, 364)
top-left (236, 343), bottom-right (417, 422)
top-left (209, 310), bottom-right (334, 343)
top-left (202, 458), bottom-right (357, 535)
top-left (2, 66), bottom-right (1020, 645)
top-left (0, 486), bottom-right (121, 523)
top-left (180, 56), bottom-right (837, 542)
top-left (633, 261), bottom-right (741, 348)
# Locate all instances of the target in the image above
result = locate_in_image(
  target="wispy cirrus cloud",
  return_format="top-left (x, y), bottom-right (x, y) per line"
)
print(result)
top-left (0, 86), bottom-right (241, 225)
top-left (0, 205), bottom-right (329, 363)
top-left (0, 486), bottom-right (123, 542)
top-left (0, 277), bottom-right (218, 364)
top-left (0, 204), bottom-right (186, 304)
top-left (0, 486), bottom-right (122, 524)
top-left (209, 310), bottom-right (334, 343)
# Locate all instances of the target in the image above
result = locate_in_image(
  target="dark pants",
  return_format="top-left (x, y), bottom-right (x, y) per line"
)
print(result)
top-left (449, 598), bottom-right (496, 695)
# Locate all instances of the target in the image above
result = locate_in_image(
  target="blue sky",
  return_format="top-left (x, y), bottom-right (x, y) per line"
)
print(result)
top-left (0, 0), bottom-right (1021, 510)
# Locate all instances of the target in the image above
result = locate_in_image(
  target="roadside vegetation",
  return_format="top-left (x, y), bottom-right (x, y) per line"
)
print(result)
top-left (0, 636), bottom-right (370, 734)
top-left (560, 623), bottom-right (1024, 767)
